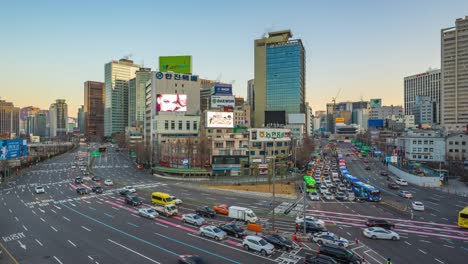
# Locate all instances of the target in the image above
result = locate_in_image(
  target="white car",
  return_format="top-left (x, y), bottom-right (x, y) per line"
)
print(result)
top-left (395, 178), bottom-right (408, 186)
top-left (309, 192), bottom-right (320, 201)
top-left (71, 165), bottom-right (76, 169)
top-left (323, 191), bottom-right (334, 200)
top-left (295, 215), bottom-right (325, 227)
top-left (319, 186), bottom-right (328, 194)
top-left (199, 225), bottom-right (227, 241)
top-left (138, 207), bottom-right (158, 219)
top-left (182, 213), bottom-right (206, 226)
top-left (312, 232), bottom-right (349, 247)
top-left (169, 196), bottom-right (182, 205)
top-left (242, 235), bottom-right (275, 256)
top-left (35, 186), bottom-right (45, 194)
top-left (104, 179), bottom-right (114, 186)
top-left (363, 227), bottom-right (400, 240)
top-left (412, 201), bottom-right (425, 211)
top-left (123, 186), bottom-right (136, 193)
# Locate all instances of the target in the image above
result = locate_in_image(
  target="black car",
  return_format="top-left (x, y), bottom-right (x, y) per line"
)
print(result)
top-left (92, 186), bottom-right (103, 194)
top-left (218, 223), bottom-right (245, 238)
top-left (380, 171), bottom-right (388, 176)
top-left (318, 244), bottom-right (362, 264)
top-left (178, 254), bottom-right (206, 264)
top-left (299, 222), bottom-right (327, 234)
top-left (305, 254), bottom-right (338, 264)
top-left (195, 206), bottom-right (216, 218)
top-left (92, 176), bottom-right (101, 182)
top-left (119, 189), bottom-right (131, 196)
top-left (74, 177), bottom-right (83, 184)
top-left (125, 196), bottom-right (143, 206)
top-left (76, 187), bottom-right (87, 195)
top-left (263, 234), bottom-right (293, 251)
top-left (365, 218), bottom-right (395, 229)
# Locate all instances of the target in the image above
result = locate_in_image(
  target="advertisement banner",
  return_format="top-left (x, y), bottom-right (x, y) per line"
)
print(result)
top-left (370, 98), bottom-right (382, 108)
top-left (211, 84), bottom-right (233, 95)
top-left (159, 56), bottom-right (192, 74)
top-left (368, 119), bottom-right (384, 127)
top-left (0, 139), bottom-right (28, 161)
top-left (211, 96), bottom-right (235, 108)
top-left (156, 94), bottom-right (187, 112)
top-left (250, 128), bottom-right (292, 142)
top-left (206, 112), bottom-right (234, 128)
top-left (335, 117), bottom-right (345, 123)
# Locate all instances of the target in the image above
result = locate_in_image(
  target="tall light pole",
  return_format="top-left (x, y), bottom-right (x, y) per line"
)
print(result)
top-left (271, 137), bottom-right (277, 231)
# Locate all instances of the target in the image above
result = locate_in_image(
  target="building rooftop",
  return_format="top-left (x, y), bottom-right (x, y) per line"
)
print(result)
top-left (268, 30), bottom-right (292, 38)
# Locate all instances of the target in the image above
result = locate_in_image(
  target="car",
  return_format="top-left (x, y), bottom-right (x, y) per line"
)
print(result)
top-left (388, 182), bottom-right (400, 189)
top-left (363, 227), bottom-right (400, 241)
top-left (365, 218), bottom-right (395, 229)
top-left (122, 186), bottom-right (136, 193)
top-left (34, 186), bottom-right (45, 194)
top-left (218, 223), bottom-right (246, 238)
top-left (363, 159), bottom-right (369, 163)
top-left (119, 189), bottom-right (131, 196)
top-left (104, 179), bottom-right (113, 186)
top-left (335, 192), bottom-right (347, 201)
top-left (304, 254), bottom-right (338, 264)
top-left (319, 186), bottom-right (328, 194)
top-left (312, 232), bottom-right (349, 248)
top-left (76, 187), bottom-right (88, 195)
top-left (323, 191), bottom-right (334, 200)
top-left (347, 192), bottom-right (355, 201)
top-left (299, 222), bottom-right (327, 234)
top-left (71, 165), bottom-right (76, 169)
top-left (91, 186), bottom-right (103, 194)
top-left (199, 225), bottom-right (227, 241)
top-left (263, 234), bottom-right (294, 251)
top-left (182, 214), bottom-right (206, 226)
top-left (213, 204), bottom-right (229, 215)
top-left (138, 207), bottom-right (159, 219)
top-left (309, 192), bottom-right (320, 201)
top-left (380, 171), bottom-right (388, 176)
top-left (74, 177), bottom-right (83, 184)
top-left (395, 178), bottom-right (408, 186)
top-left (82, 171), bottom-right (89, 176)
top-left (178, 254), bottom-right (206, 264)
top-left (169, 195), bottom-right (183, 205)
top-left (412, 201), bottom-right (425, 211)
top-left (242, 235), bottom-right (275, 256)
top-left (195, 206), bottom-right (216, 218)
top-left (295, 215), bottom-right (325, 227)
top-left (125, 196), bottom-right (143, 206)
top-left (318, 244), bottom-right (362, 264)
top-left (337, 184), bottom-right (347, 192)
top-left (399, 190), bottom-right (413, 199)
top-left (91, 176), bottom-right (101, 182)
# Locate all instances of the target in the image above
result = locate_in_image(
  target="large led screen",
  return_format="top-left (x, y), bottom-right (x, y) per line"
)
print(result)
top-left (206, 112), bottom-right (234, 128)
top-left (156, 94), bottom-right (187, 112)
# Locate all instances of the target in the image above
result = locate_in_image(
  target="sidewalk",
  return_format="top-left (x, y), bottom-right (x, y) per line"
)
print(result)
top-left (438, 177), bottom-right (468, 197)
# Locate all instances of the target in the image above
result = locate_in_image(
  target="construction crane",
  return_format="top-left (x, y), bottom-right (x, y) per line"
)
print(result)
top-left (332, 88), bottom-right (342, 114)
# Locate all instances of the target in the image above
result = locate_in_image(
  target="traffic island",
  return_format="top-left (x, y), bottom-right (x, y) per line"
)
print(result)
top-left (201, 183), bottom-right (297, 199)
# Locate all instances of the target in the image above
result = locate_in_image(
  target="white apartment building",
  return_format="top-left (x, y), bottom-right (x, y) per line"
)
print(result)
top-left (446, 133), bottom-right (467, 161)
top-left (369, 106), bottom-right (403, 120)
top-left (397, 130), bottom-right (445, 162)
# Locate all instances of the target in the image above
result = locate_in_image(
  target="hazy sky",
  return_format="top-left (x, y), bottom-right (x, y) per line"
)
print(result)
top-left (1, 0), bottom-right (467, 117)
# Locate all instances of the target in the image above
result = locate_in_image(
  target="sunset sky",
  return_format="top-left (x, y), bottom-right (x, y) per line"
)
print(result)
top-left (1, 0), bottom-right (467, 117)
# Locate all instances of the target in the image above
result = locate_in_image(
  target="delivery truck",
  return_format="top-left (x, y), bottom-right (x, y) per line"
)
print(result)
top-left (228, 206), bottom-right (258, 223)
top-left (153, 204), bottom-right (178, 217)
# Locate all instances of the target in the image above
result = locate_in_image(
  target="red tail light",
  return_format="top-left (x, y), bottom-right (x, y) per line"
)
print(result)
top-left (317, 248), bottom-right (320, 254)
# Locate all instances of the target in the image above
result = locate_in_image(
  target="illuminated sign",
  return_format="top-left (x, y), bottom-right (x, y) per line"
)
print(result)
top-left (206, 112), bottom-right (234, 128)
top-left (211, 84), bottom-right (233, 95)
top-left (159, 56), bottom-right (192, 74)
top-left (249, 129), bottom-right (292, 142)
top-left (156, 94), bottom-right (187, 112)
top-left (335, 117), bottom-right (345, 123)
top-left (211, 96), bottom-right (235, 108)
top-left (155, 72), bottom-right (198, 82)
top-left (0, 139), bottom-right (28, 161)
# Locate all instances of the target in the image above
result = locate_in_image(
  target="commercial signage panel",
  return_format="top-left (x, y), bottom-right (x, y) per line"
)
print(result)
top-left (211, 96), bottom-right (235, 108)
top-left (250, 128), bottom-right (292, 142)
top-left (206, 112), bottom-right (234, 128)
top-left (370, 98), bottom-right (382, 108)
top-left (159, 56), bottom-right (192, 74)
top-left (211, 84), bottom-right (232, 95)
top-left (368, 119), bottom-right (384, 127)
top-left (0, 139), bottom-right (28, 161)
top-left (335, 117), bottom-right (345, 123)
top-left (156, 94), bottom-right (187, 112)
top-left (155, 72), bottom-right (198, 82)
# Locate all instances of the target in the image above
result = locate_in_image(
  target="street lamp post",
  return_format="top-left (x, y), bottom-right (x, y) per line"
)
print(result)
top-left (271, 137), bottom-right (277, 232)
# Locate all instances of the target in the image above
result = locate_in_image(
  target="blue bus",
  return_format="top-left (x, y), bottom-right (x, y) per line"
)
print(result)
top-left (352, 182), bottom-right (381, 202)
top-left (344, 174), bottom-right (359, 184)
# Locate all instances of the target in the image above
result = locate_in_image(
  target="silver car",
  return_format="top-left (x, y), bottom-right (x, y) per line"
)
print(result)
top-left (199, 225), bottom-right (227, 240)
top-left (363, 227), bottom-right (400, 241)
top-left (138, 208), bottom-right (158, 219)
top-left (309, 192), bottom-right (320, 201)
top-left (182, 213), bottom-right (206, 226)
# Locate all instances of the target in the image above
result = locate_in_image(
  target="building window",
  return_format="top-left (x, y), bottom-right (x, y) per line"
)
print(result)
top-left (226, 141), bottom-right (235, 148)
top-left (277, 142), bottom-right (282, 147)
top-left (455, 141), bottom-right (459, 145)
top-left (193, 121), bottom-right (198, 130)
top-left (412, 140), bottom-right (417, 144)
top-left (217, 129), bottom-right (222, 133)
top-left (455, 149), bottom-right (459, 152)
top-left (449, 141), bottom-right (453, 145)
top-left (449, 149), bottom-right (453, 152)
top-left (429, 148), bottom-right (433, 152)
top-left (215, 142), bottom-right (224, 148)
top-left (259, 150), bottom-right (265, 155)
top-left (418, 148), bottom-right (422, 152)
top-left (171, 120), bottom-right (175, 130)
top-left (165, 120), bottom-right (169, 130)
top-left (413, 155), bottom-right (416, 158)
top-left (429, 140), bottom-right (433, 145)
top-left (412, 147), bottom-right (417, 152)
top-left (417, 140), bottom-right (422, 144)
top-left (424, 140), bottom-right (428, 145)
top-left (250, 151), bottom-right (255, 155)
top-left (462, 141), bottom-right (466, 145)
top-left (252, 142), bottom-right (261, 148)
top-left (186, 121), bottom-right (190, 130)
top-left (424, 155), bottom-right (428, 159)
top-left (178, 121), bottom-right (182, 130)
top-left (266, 142), bottom-right (273, 147)
top-left (418, 155), bottom-right (421, 159)
top-left (424, 148), bottom-right (428, 152)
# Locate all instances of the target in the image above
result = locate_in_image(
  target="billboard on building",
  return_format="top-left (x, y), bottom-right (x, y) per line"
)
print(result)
top-left (370, 98), bottom-right (382, 108)
top-left (265, 111), bottom-right (286, 126)
top-left (250, 128), bottom-right (291, 142)
top-left (156, 94), bottom-right (187, 112)
top-left (0, 139), bottom-right (28, 161)
top-left (159, 56), bottom-right (192, 74)
top-left (211, 84), bottom-right (233, 95)
top-left (335, 117), bottom-right (345, 123)
top-left (206, 112), bottom-right (234, 128)
top-left (288, 113), bottom-right (305, 124)
top-left (211, 96), bottom-right (235, 108)
top-left (368, 119), bottom-right (384, 127)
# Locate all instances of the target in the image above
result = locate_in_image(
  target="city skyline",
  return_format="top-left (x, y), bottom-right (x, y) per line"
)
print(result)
top-left (1, 1), bottom-right (468, 117)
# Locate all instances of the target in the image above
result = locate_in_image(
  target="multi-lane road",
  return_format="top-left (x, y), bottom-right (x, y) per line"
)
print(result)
top-left (0, 144), bottom-right (467, 264)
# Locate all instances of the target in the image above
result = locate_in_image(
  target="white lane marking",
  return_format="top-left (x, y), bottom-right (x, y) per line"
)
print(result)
top-left (9, 209), bottom-right (12, 213)
top-left (107, 239), bottom-right (161, 264)
top-left (14, 216), bottom-right (19, 221)
top-left (53, 256), bottom-right (63, 264)
top-left (39, 208), bottom-right (45, 213)
top-left (23, 225), bottom-right (28, 231)
top-left (443, 244), bottom-right (454, 248)
top-left (420, 240), bottom-right (431, 243)
top-left (63, 216), bottom-right (71, 221)
top-left (111, 207), bottom-right (119, 210)
top-left (40, 217), bottom-right (46, 222)
top-left (404, 241), bottom-right (412, 246)
top-left (435, 258), bottom-right (445, 264)
top-left (54, 205), bottom-right (61, 210)
top-left (51, 209), bottom-right (57, 214)
top-left (32, 210), bottom-right (36, 215)
top-left (35, 239), bottom-right (43, 246)
top-left (68, 240), bottom-right (77, 247)
top-left (154, 222), bottom-right (168, 228)
top-left (51, 226), bottom-right (58, 232)
top-left (88, 256), bottom-right (94, 261)
top-left (81, 226), bottom-right (91, 231)
top-left (418, 249), bottom-right (427, 254)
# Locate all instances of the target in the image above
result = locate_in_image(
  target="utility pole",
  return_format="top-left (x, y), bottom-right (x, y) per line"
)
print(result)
top-left (271, 137), bottom-right (277, 232)
top-left (303, 180), bottom-right (307, 235)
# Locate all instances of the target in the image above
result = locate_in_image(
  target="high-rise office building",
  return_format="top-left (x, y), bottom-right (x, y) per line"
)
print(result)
top-left (0, 99), bottom-right (20, 137)
top-left (77, 105), bottom-right (85, 134)
top-left (104, 59), bottom-right (140, 136)
top-left (254, 30), bottom-right (305, 127)
top-left (404, 69), bottom-right (441, 123)
top-left (369, 105), bottom-right (403, 120)
top-left (128, 68), bottom-right (151, 129)
top-left (441, 17), bottom-right (468, 131)
top-left (49, 99), bottom-right (68, 138)
top-left (34, 111), bottom-right (48, 138)
top-left (413, 96), bottom-right (436, 127)
top-left (84, 81), bottom-right (105, 140)
top-left (247, 79), bottom-right (255, 125)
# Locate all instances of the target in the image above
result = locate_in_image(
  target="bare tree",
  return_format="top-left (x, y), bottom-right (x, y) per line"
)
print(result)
top-left (296, 135), bottom-right (315, 168)
top-left (196, 136), bottom-right (211, 169)
top-left (252, 163), bottom-right (259, 185)
top-left (113, 132), bottom-right (126, 148)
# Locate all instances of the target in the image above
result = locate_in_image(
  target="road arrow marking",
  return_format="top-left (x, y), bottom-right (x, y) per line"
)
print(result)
top-left (18, 240), bottom-right (27, 250)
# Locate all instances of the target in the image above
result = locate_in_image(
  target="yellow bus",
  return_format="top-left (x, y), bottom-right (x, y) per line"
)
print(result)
top-left (151, 192), bottom-right (176, 205)
top-left (458, 206), bottom-right (468, 228)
